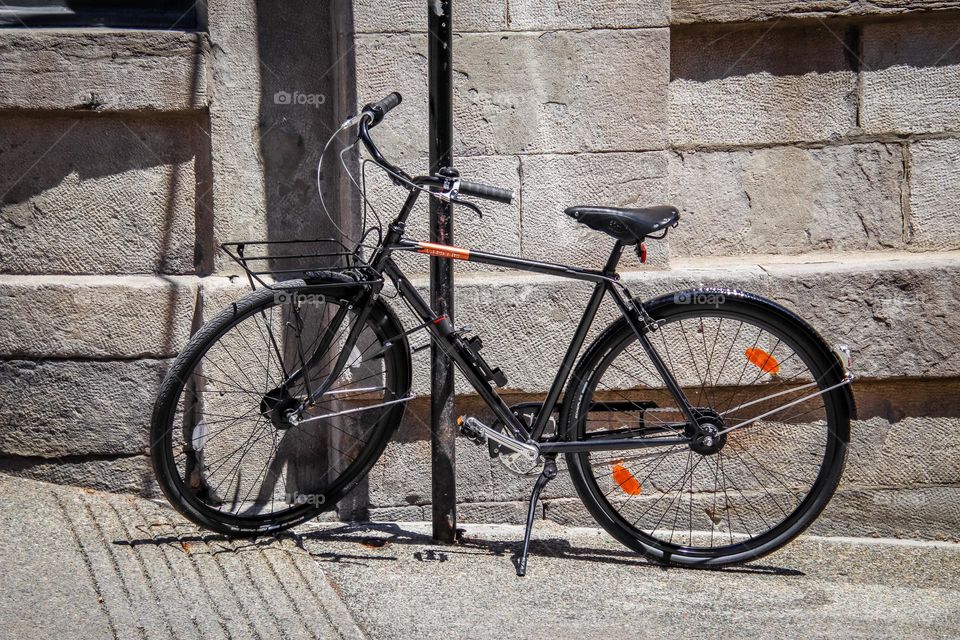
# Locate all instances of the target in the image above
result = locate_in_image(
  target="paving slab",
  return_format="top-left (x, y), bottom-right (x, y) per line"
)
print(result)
top-left (0, 475), bottom-right (362, 640)
top-left (302, 522), bottom-right (960, 640)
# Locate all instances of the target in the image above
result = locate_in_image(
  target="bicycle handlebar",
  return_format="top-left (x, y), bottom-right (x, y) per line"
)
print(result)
top-left (362, 91), bottom-right (402, 128)
top-left (358, 90), bottom-right (514, 205)
top-left (458, 179), bottom-right (513, 205)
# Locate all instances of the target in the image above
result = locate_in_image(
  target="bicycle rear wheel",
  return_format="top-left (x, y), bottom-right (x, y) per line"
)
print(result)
top-left (564, 289), bottom-right (851, 566)
top-left (151, 280), bottom-right (410, 537)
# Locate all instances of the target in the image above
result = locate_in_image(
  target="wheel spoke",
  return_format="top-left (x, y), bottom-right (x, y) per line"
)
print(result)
top-left (155, 291), bottom-right (399, 524)
top-left (574, 301), bottom-right (843, 561)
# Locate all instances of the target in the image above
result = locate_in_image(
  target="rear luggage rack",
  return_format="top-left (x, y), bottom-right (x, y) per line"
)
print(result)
top-left (220, 238), bottom-right (381, 291)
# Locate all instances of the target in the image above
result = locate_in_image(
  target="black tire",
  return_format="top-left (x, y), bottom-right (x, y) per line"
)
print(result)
top-left (151, 280), bottom-right (410, 537)
top-left (563, 288), bottom-right (851, 567)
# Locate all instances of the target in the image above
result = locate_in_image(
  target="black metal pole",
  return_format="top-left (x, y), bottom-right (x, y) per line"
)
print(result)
top-left (428, 0), bottom-right (457, 543)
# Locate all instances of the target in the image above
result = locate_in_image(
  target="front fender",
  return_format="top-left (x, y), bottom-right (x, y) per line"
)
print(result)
top-left (272, 275), bottom-right (413, 427)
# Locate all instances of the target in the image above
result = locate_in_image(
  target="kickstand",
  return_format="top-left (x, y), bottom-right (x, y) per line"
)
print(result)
top-left (515, 458), bottom-right (557, 577)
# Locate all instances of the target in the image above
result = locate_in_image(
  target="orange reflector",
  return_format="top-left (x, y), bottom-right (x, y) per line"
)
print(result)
top-left (611, 463), bottom-right (642, 496)
top-left (745, 347), bottom-right (780, 374)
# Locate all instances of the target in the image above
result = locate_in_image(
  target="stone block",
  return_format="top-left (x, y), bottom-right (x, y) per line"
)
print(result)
top-left (233, 2), bottom-right (354, 275)
top-left (355, 0), bottom-right (669, 32)
top-left (198, 276), bottom-right (261, 319)
top-left (438, 271), bottom-right (630, 393)
top-left (546, 487), bottom-right (960, 540)
top-left (0, 359), bottom-right (171, 458)
top-left (672, 0), bottom-right (960, 23)
top-left (354, 0), bottom-right (505, 33)
top-left (0, 31), bottom-right (208, 112)
top-left (0, 275), bottom-right (198, 359)
top-left (353, 34), bottom-right (427, 164)
top-left (543, 497), bottom-right (594, 526)
top-left (907, 139), bottom-right (960, 249)
top-left (669, 144), bottom-right (905, 257)
top-left (862, 17), bottom-right (960, 135)
top-left (456, 501), bottom-right (529, 525)
top-left (0, 454), bottom-right (158, 498)
top-left (0, 116), bottom-right (199, 274)
top-left (423, 263), bottom-right (766, 394)
top-left (366, 438), bottom-right (496, 508)
top-left (204, 0), bottom-right (268, 274)
top-left (757, 253), bottom-right (960, 380)
top-left (845, 416), bottom-right (960, 489)
top-left (508, 0), bottom-right (670, 29)
top-left (415, 251), bottom-right (960, 394)
top-left (398, 251), bottom-right (959, 393)
top-left (671, 23), bottom-right (857, 146)
top-left (521, 152), bottom-right (672, 267)
top-left (456, 29), bottom-right (669, 155)
top-left (356, 29), bottom-right (669, 159)
top-left (360, 154), bottom-right (523, 275)
top-left (813, 486), bottom-right (960, 540)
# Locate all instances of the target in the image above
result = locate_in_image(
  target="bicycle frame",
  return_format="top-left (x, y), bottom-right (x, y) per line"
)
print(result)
top-left (351, 177), bottom-right (699, 454)
top-left (277, 113), bottom-right (700, 454)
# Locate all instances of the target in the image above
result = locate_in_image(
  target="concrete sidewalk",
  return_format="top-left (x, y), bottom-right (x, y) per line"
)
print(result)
top-left (1, 474), bottom-right (958, 639)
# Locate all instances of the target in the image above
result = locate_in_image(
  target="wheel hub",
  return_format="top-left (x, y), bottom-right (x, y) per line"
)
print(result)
top-left (260, 388), bottom-right (301, 430)
top-left (689, 408), bottom-right (727, 455)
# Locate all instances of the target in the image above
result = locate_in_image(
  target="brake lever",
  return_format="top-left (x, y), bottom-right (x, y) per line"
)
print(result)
top-left (450, 195), bottom-right (483, 219)
top-left (432, 174), bottom-right (483, 219)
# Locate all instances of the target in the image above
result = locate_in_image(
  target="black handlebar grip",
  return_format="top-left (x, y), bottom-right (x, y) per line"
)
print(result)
top-left (364, 92), bottom-right (402, 127)
top-left (458, 179), bottom-right (514, 205)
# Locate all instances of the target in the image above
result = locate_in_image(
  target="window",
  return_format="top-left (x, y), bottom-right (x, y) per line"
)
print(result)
top-left (0, 1), bottom-right (199, 29)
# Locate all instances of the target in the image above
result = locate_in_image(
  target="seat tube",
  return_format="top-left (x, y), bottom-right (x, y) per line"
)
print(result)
top-left (603, 241), bottom-right (624, 274)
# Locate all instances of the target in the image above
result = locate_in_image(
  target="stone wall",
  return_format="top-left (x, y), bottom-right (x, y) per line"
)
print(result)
top-left (1, 1), bottom-right (958, 539)
top-left (0, 1), bottom-right (357, 493)
top-left (353, 1), bottom-right (960, 538)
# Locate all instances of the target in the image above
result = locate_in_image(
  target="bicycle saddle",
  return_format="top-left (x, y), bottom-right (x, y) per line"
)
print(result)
top-left (564, 205), bottom-right (679, 245)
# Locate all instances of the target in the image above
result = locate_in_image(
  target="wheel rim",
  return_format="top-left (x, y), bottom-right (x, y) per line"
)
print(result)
top-left (575, 306), bottom-right (843, 557)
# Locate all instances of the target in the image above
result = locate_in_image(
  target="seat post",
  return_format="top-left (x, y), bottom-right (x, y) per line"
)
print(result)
top-left (603, 241), bottom-right (624, 274)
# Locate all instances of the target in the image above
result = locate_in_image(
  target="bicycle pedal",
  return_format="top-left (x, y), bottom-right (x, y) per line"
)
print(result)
top-left (456, 415), bottom-right (486, 446)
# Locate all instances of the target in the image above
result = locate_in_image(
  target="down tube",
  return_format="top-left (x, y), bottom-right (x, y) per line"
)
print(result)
top-left (383, 259), bottom-right (532, 440)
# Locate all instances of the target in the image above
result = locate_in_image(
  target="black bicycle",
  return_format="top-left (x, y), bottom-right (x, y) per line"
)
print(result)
top-left (151, 92), bottom-right (855, 576)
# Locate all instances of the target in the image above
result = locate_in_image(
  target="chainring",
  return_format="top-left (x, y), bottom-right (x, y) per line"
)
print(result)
top-left (489, 407), bottom-right (546, 476)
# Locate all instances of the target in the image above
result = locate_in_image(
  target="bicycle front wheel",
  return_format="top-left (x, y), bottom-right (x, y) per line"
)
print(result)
top-left (151, 280), bottom-right (410, 537)
top-left (564, 289), bottom-right (850, 566)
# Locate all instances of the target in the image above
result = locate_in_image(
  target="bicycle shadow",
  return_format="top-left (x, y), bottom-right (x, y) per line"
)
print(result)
top-left (291, 521), bottom-right (806, 577)
top-left (112, 519), bottom-right (804, 577)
